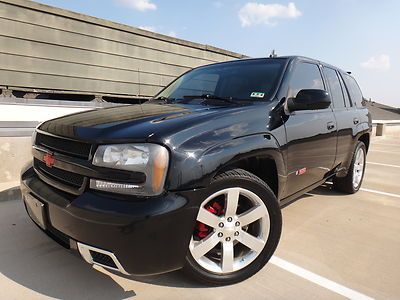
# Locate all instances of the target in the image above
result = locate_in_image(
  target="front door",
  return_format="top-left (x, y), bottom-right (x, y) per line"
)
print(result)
top-left (283, 62), bottom-right (337, 197)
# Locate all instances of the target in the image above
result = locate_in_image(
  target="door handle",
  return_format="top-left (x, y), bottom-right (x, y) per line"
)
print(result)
top-left (327, 122), bottom-right (335, 130)
top-left (353, 118), bottom-right (359, 125)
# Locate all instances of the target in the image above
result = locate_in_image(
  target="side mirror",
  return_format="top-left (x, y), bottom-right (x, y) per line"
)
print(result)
top-left (287, 89), bottom-right (331, 112)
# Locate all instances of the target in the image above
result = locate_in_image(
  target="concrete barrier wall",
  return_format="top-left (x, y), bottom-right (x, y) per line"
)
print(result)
top-left (0, 136), bottom-right (31, 184)
top-left (0, 0), bottom-right (245, 98)
top-left (372, 123), bottom-right (400, 138)
top-left (385, 125), bottom-right (400, 137)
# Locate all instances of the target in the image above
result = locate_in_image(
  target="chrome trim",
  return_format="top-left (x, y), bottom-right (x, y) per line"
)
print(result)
top-left (77, 242), bottom-right (130, 275)
top-left (32, 146), bottom-right (88, 195)
top-left (33, 145), bottom-right (53, 155)
top-left (34, 130), bottom-right (93, 160)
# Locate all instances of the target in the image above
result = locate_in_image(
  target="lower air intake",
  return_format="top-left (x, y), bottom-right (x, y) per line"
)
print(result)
top-left (89, 250), bottom-right (118, 269)
top-left (77, 242), bottom-right (129, 275)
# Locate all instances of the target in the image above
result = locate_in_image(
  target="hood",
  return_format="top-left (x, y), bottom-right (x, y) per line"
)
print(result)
top-left (39, 102), bottom-right (274, 145)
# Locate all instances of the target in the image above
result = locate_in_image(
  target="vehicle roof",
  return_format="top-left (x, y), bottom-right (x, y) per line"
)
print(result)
top-left (201, 55), bottom-right (351, 78)
top-left (281, 56), bottom-right (351, 75)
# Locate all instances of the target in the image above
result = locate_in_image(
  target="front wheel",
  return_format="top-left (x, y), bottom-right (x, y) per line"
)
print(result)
top-left (183, 169), bottom-right (282, 285)
top-left (333, 141), bottom-right (366, 194)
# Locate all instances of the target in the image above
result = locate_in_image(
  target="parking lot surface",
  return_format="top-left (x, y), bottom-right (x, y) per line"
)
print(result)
top-left (0, 136), bottom-right (399, 300)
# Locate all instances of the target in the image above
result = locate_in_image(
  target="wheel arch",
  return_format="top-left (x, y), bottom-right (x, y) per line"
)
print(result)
top-left (205, 134), bottom-right (286, 200)
top-left (215, 156), bottom-right (279, 198)
top-left (358, 132), bottom-right (370, 153)
top-left (336, 130), bottom-right (370, 178)
top-left (166, 133), bottom-right (286, 197)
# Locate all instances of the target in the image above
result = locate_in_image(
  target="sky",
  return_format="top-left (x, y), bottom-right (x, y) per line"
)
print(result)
top-left (36, 0), bottom-right (400, 107)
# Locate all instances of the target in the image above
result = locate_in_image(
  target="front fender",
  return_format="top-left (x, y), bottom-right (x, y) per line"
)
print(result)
top-left (166, 134), bottom-right (286, 196)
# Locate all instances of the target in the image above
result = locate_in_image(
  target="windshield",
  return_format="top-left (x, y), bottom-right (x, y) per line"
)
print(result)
top-left (156, 59), bottom-right (286, 102)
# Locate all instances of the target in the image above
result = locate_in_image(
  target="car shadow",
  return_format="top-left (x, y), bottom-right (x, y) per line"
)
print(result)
top-left (110, 270), bottom-right (205, 289)
top-left (281, 183), bottom-right (349, 208)
top-left (308, 183), bottom-right (348, 197)
top-left (0, 185), bottom-right (21, 202)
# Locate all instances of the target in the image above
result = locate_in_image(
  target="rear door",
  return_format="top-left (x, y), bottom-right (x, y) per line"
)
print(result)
top-left (323, 67), bottom-right (356, 167)
top-left (340, 72), bottom-right (370, 163)
top-left (283, 62), bottom-right (337, 197)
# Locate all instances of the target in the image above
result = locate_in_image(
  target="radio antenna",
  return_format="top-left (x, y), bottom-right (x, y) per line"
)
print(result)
top-left (269, 50), bottom-right (277, 58)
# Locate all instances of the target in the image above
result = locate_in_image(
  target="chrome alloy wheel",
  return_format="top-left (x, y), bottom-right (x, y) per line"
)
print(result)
top-left (189, 187), bottom-right (270, 274)
top-left (353, 147), bottom-right (365, 189)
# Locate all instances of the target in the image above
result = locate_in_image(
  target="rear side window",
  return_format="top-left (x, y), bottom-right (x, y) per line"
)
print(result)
top-left (287, 63), bottom-right (324, 99)
top-left (324, 67), bottom-right (345, 108)
top-left (343, 74), bottom-right (364, 107)
top-left (337, 73), bottom-right (352, 107)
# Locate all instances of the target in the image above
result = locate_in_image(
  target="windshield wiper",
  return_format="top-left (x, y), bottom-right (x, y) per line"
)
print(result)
top-left (182, 94), bottom-right (240, 104)
top-left (149, 96), bottom-right (176, 103)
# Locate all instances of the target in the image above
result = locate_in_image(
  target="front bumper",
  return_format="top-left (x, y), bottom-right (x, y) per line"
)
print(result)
top-left (20, 164), bottom-right (204, 275)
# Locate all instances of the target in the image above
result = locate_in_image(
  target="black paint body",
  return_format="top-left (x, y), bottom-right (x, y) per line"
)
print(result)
top-left (20, 56), bottom-right (371, 275)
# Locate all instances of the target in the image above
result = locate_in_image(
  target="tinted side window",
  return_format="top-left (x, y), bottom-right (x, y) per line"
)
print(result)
top-left (337, 73), bottom-right (352, 107)
top-left (288, 63), bottom-right (324, 99)
top-left (324, 67), bottom-right (345, 108)
top-left (343, 74), bottom-right (364, 107)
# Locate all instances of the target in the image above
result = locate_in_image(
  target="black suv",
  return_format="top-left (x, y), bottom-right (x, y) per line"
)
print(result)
top-left (21, 56), bottom-right (371, 285)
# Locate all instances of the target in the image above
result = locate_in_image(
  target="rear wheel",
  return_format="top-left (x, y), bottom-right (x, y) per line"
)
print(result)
top-left (183, 169), bottom-right (282, 285)
top-left (333, 141), bottom-right (366, 194)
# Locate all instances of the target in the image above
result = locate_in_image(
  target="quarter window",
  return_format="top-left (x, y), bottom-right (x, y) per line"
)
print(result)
top-left (343, 74), bottom-right (364, 107)
top-left (324, 67), bottom-right (345, 108)
top-left (338, 73), bottom-right (352, 107)
top-left (288, 63), bottom-right (325, 99)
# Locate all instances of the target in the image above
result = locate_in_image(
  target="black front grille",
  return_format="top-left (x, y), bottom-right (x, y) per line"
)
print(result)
top-left (34, 159), bottom-right (85, 188)
top-left (89, 250), bottom-right (118, 269)
top-left (36, 133), bottom-right (91, 159)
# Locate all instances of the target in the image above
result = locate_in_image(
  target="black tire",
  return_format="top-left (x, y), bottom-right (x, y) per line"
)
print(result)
top-left (183, 168), bottom-right (282, 285)
top-left (333, 141), bottom-right (366, 194)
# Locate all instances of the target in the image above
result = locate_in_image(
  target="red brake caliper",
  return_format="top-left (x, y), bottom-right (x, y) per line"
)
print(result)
top-left (196, 201), bottom-right (223, 239)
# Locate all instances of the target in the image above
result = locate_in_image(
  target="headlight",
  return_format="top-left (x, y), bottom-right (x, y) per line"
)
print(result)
top-left (91, 144), bottom-right (169, 196)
